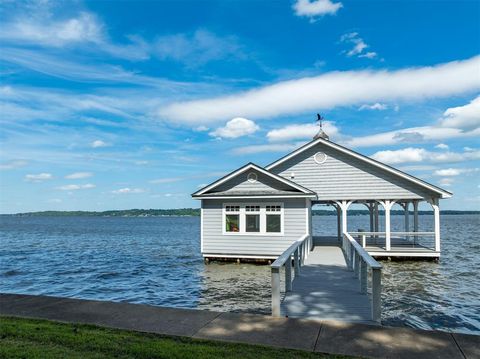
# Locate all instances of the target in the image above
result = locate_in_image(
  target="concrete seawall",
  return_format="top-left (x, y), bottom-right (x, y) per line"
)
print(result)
top-left (1, 293), bottom-right (478, 358)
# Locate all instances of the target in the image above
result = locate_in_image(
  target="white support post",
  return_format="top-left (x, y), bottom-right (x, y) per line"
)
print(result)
top-left (335, 200), bottom-right (352, 236)
top-left (413, 200), bottom-right (419, 244)
top-left (336, 204), bottom-right (341, 242)
top-left (379, 200), bottom-right (395, 251)
top-left (369, 203), bottom-right (374, 233)
top-left (374, 203), bottom-right (379, 244)
top-left (360, 260), bottom-right (367, 294)
top-left (294, 248), bottom-right (300, 275)
top-left (271, 267), bottom-right (281, 317)
top-left (404, 202), bottom-right (409, 233)
top-left (430, 198), bottom-right (441, 252)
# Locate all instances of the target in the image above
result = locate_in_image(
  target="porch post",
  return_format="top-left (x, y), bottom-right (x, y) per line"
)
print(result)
top-left (369, 203), bottom-right (374, 233)
top-left (336, 204), bottom-right (341, 242)
top-left (335, 200), bottom-right (352, 235)
top-left (430, 198), bottom-right (441, 252)
top-left (374, 203), bottom-right (379, 232)
top-left (413, 200), bottom-right (419, 244)
top-left (404, 202), bottom-right (409, 233)
top-left (380, 200), bottom-right (394, 251)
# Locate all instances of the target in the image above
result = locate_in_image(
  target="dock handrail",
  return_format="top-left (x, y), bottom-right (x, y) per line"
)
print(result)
top-left (271, 234), bottom-right (310, 317)
top-left (343, 232), bottom-right (382, 322)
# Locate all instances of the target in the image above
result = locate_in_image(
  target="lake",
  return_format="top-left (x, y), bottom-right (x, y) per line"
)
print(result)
top-left (1, 214), bottom-right (479, 334)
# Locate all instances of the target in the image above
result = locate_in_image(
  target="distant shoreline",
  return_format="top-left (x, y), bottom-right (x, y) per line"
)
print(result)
top-left (1, 209), bottom-right (479, 217)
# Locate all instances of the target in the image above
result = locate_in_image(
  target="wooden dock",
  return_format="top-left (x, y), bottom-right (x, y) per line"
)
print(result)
top-left (281, 245), bottom-right (375, 324)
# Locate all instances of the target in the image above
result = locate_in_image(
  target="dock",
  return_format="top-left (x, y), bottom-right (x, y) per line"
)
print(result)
top-left (282, 245), bottom-right (374, 324)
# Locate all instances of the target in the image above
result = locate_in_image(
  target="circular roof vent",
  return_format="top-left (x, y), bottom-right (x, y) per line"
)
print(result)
top-left (247, 172), bottom-right (258, 183)
top-left (314, 152), bottom-right (327, 164)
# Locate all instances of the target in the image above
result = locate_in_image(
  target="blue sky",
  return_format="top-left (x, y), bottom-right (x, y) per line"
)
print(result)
top-left (0, 0), bottom-right (479, 213)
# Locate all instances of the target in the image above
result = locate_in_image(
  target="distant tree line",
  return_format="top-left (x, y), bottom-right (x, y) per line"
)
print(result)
top-left (5, 208), bottom-right (478, 217)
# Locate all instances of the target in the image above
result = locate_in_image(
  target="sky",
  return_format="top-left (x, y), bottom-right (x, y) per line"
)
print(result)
top-left (0, 0), bottom-right (479, 213)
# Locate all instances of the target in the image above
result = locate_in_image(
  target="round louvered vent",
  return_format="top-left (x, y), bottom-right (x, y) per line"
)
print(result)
top-left (314, 152), bottom-right (327, 164)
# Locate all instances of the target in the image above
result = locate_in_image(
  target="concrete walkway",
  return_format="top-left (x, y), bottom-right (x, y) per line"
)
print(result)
top-left (282, 246), bottom-right (374, 324)
top-left (1, 293), bottom-right (478, 359)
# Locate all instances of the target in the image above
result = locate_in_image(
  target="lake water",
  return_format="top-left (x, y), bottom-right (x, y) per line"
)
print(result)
top-left (1, 214), bottom-right (479, 334)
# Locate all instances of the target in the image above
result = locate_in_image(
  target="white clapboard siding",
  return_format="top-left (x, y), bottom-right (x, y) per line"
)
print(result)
top-left (270, 142), bottom-right (435, 200)
top-left (202, 198), bottom-right (307, 256)
top-left (213, 168), bottom-right (297, 194)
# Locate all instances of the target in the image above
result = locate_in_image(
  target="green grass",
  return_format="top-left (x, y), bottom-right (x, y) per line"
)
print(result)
top-left (0, 316), bottom-right (351, 359)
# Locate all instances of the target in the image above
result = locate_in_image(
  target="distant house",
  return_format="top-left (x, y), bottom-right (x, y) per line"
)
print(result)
top-left (192, 124), bottom-right (451, 261)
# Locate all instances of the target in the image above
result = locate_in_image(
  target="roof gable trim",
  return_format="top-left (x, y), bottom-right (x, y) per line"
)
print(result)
top-left (192, 162), bottom-right (315, 197)
top-left (266, 138), bottom-right (452, 199)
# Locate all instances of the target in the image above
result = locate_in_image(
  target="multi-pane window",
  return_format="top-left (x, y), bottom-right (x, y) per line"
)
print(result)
top-left (224, 204), bottom-right (283, 235)
top-left (225, 205), bottom-right (240, 232)
top-left (245, 205), bottom-right (260, 232)
top-left (266, 205), bottom-right (281, 233)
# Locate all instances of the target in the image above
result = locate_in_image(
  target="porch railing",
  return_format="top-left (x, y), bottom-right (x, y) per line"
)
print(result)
top-left (349, 231), bottom-right (436, 250)
top-left (343, 232), bottom-right (382, 322)
top-left (270, 234), bottom-right (311, 317)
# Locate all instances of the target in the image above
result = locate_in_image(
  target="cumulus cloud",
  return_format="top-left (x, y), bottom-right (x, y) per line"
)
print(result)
top-left (439, 95), bottom-right (480, 130)
top-left (340, 32), bottom-right (377, 59)
top-left (25, 173), bottom-right (52, 182)
top-left (65, 172), bottom-right (93, 179)
top-left (358, 103), bottom-right (388, 111)
top-left (435, 143), bottom-right (449, 150)
top-left (233, 143), bottom-right (301, 155)
top-left (158, 56), bottom-right (480, 124)
top-left (266, 121), bottom-right (339, 142)
top-left (90, 140), bottom-right (109, 148)
top-left (58, 183), bottom-right (96, 190)
top-left (438, 178), bottom-right (455, 187)
top-left (371, 147), bottom-right (480, 165)
top-left (111, 187), bottom-right (145, 194)
top-left (434, 168), bottom-right (479, 176)
top-left (293, 0), bottom-right (343, 18)
top-left (209, 118), bottom-right (259, 139)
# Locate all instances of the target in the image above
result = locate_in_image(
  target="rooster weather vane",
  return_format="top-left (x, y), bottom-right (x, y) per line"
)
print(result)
top-left (314, 113), bottom-right (329, 140)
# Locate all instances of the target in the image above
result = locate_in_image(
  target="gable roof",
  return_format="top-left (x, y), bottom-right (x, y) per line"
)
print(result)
top-left (266, 137), bottom-right (452, 199)
top-left (192, 162), bottom-right (316, 198)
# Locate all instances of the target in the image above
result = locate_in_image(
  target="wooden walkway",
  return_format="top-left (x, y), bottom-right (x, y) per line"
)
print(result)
top-left (281, 245), bottom-right (375, 324)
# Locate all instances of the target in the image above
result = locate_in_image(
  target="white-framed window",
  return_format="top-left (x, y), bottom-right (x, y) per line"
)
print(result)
top-left (222, 203), bottom-right (284, 236)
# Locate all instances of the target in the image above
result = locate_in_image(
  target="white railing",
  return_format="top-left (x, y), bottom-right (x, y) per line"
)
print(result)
top-left (270, 234), bottom-right (311, 317)
top-left (349, 231), bottom-right (435, 250)
top-left (343, 232), bottom-right (382, 322)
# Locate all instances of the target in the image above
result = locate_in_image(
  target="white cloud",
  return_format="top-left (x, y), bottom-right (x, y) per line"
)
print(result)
top-left (293, 0), bottom-right (343, 17)
top-left (58, 183), bottom-right (96, 190)
top-left (153, 29), bottom-right (244, 65)
top-left (340, 32), bottom-right (376, 59)
top-left (158, 56), bottom-right (480, 124)
top-left (434, 168), bottom-right (479, 176)
top-left (209, 117), bottom-right (259, 139)
top-left (111, 187), bottom-right (145, 194)
top-left (65, 172), bottom-right (93, 179)
top-left (371, 147), bottom-right (480, 165)
top-left (25, 173), bottom-right (52, 182)
top-left (0, 160), bottom-right (28, 170)
top-left (439, 95), bottom-right (480, 130)
top-left (358, 103), bottom-right (388, 111)
top-left (233, 143), bottom-right (300, 155)
top-left (195, 125), bottom-right (209, 132)
top-left (0, 12), bottom-right (104, 47)
top-left (266, 121), bottom-right (339, 142)
top-left (435, 143), bottom-right (449, 150)
top-left (91, 140), bottom-right (109, 148)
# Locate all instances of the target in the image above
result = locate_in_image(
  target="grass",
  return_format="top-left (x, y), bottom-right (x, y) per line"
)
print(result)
top-left (0, 316), bottom-right (352, 359)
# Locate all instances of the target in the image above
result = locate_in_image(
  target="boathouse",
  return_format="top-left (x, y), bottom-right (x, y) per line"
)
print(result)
top-left (192, 122), bottom-right (451, 261)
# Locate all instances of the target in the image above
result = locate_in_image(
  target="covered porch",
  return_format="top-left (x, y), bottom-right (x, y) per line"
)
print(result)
top-left (311, 198), bottom-right (442, 259)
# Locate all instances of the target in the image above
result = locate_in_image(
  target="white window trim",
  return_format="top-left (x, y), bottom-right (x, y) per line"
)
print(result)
top-left (222, 202), bottom-right (284, 236)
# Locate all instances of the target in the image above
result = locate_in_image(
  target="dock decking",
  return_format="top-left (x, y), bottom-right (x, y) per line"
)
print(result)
top-left (281, 245), bottom-right (375, 324)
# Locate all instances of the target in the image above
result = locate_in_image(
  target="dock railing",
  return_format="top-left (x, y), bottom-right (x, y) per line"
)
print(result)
top-left (343, 232), bottom-right (383, 322)
top-left (270, 234), bottom-right (311, 317)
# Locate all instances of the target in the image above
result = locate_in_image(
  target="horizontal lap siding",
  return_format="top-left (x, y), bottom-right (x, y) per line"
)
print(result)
top-left (202, 198), bottom-right (307, 256)
top-left (271, 144), bottom-right (434, 200)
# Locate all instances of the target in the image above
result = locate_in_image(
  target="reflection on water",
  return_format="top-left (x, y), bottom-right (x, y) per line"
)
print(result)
top-left (1, 214), bottom-right (479, 334)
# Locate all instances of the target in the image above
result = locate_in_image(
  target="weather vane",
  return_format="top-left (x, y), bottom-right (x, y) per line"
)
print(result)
top-left (316, 113), bottom-right (325, 129)
top-left (313, 113), bottom-right (329, 140)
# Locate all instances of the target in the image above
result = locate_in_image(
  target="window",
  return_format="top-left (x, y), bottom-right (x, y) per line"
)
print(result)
top-left (266, 205), bottom-right (281, 233)
top-left (223, 203), bottom-right (283, 235)
top-left (225, 206), bottom-right (240, 232)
